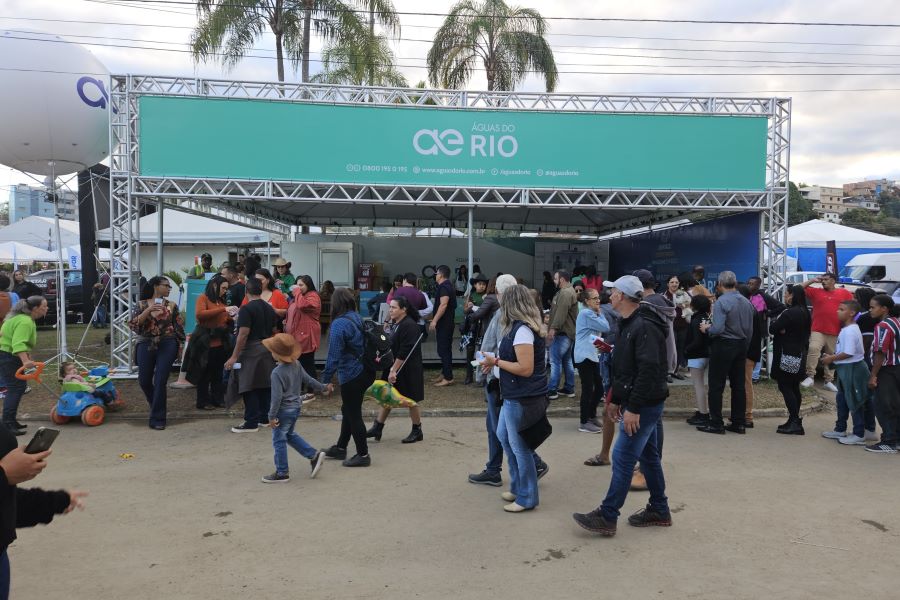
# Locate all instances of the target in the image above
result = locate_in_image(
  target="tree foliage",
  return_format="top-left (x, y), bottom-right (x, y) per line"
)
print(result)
top-left (787, 181), bottom-right (816, 226)
top-left (427, 0), bottom-right (558, 92)
top-left (311, 34), bottom-right (407, 86)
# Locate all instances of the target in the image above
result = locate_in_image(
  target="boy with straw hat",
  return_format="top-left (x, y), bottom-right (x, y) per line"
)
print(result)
top-left (260, 333), bottom-right (332, 483)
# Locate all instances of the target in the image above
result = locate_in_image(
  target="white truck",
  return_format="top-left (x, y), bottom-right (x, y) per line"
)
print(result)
top-left (838, 252), bottom-right (900, 284)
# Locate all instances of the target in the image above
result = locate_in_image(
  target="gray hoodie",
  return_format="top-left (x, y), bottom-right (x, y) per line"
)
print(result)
top-left (641, 293), bottom-right (677, 373)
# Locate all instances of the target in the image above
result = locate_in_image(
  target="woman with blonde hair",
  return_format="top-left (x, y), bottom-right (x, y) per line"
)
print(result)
top-left (479, 284), bottom-right (549, 513)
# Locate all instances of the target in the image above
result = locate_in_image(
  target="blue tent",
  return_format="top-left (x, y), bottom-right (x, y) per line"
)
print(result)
top-left (786, 220), bottom-right (900, 272)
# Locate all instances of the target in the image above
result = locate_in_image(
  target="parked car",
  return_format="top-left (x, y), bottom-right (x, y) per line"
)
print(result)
top-left (785, 271), bottom-right (824, 285)
top-left (26, 269), bottom-right (84, 324)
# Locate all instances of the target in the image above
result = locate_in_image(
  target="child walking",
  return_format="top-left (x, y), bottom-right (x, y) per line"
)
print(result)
top-left (261, 333), bottom-right (331, 483)
top-left (821, 300), bottom-right (872, 446)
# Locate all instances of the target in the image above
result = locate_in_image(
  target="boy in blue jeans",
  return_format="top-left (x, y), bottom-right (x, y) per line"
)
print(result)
top-left (261, 333), bottom-right (332, 483)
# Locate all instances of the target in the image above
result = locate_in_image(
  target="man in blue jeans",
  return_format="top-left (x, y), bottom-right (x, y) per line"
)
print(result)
top-left (573, 275), bottom-right (671, 537)
top-left (547, 270), bottom-right (579, 400)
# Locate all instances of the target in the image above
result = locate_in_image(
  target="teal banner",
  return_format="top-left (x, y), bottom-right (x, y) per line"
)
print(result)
top-left (139, 96), bottom-right (768, 190)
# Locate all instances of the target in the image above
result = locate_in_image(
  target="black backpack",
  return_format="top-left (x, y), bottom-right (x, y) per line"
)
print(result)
top-left (341, 316), bottom-right (394, 373)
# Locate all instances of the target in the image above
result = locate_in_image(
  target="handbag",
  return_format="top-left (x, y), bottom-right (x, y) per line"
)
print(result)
top-left (779, 351), bottom-right (803, 375)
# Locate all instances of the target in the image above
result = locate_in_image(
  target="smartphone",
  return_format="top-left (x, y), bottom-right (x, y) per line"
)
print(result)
top-left (153, 298), bottom-right (164, 305)
top-left (24, 427), bottom-right (60, 454)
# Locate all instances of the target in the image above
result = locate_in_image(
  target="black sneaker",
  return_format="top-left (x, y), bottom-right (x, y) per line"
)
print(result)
top-left (536, 461), bottom-right (549, 480)
top-left (468, 470), bottom-right (502, 486)
top-left (685, 411), bottom-right (709, 426)
top-left (13, 421), bottom-right (27, 430)
top-left (864, 442), bottom-right (898, 454)
top-left (261, 472), bottom-right (290, 483)
top-left (322, 445), bottom-right (347, 460)
top-left (560, 390), bottom-right (576, 398)
top-left (628, 505), bottom-right (673, 527)
top-left (2, 422), bottom-right (25, 436)
top-left (342, 454), bottom-right (371, 467)
top-left (572, 509), bottom-right (617, 536)
top-left (231, 422), bottom-right (259, 433)
top-left (309, 451), bottom-right (325, 479)
top-left (547, 391), bottom-right (559, 400)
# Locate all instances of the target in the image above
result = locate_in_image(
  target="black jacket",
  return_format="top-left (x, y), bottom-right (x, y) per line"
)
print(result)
top-left (685, 312), bottom-right (710, 359)
top-left (1, 426), bottom-right (71, 552)
top-left (610, 303), bottom-right (669, 414)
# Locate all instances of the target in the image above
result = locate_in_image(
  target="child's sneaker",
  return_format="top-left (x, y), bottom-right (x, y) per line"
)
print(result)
top-left (261, 472), bottom-right (291, 483)
top-left (310, 451), bottom-right (325, 479)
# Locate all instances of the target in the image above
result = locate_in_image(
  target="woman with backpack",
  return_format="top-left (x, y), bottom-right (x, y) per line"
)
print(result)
top-left (320, 288), bottom-right (376, 467)
top-left (366, 295), bottom-right (425, 444)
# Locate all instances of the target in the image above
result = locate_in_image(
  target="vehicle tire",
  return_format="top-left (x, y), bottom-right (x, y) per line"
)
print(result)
top-left (81, 405), bottom-right (105, 427)
top-left (50, 406), bottom-right (69, 424)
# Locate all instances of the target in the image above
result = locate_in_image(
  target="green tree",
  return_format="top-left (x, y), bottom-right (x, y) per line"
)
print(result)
top-left (427, 0), bottom-right (559, 92)
top-left (191, 0), bottom-right (305, 82)
top-left (787, 181), bottom-right (816, 226)
top-left (311, 34), bottom-right (407, 86)
top-left (360, 0), bottom-right (401, 85)
top-left (841, 207), bottom-right (877, 229)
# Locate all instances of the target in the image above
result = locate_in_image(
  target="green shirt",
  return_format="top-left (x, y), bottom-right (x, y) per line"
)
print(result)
top-left (0, 314), bottom-right (37, 355)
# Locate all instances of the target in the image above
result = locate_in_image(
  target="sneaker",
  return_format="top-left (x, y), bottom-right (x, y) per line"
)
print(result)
top-left (578, 421), bottom-right (603, 434)
top-left (309, 451), bottom-right (325, 478)
top-left (322, 445), bottom-right (347, 460)
top-left (342, 454), bottom-right (372, 467)
top-left (560, 390), bottom-right (576, 398)
top-left (685, 411), bottom-right (709, 426)
top-left (838, 434), bottom-right (866, 446)
top-left (864, 430), bottom-right (880, 442)
top-left (468, 470), bottom-right (502, 486)
top-left (572, 509), bottom-right (617, 536)
top-left (821, 430), bottom-right (846, 440)
top-left (823, 382), bottom-right (839, 392)
top-left (261, 472), bottom-right (290, 483)
top-left (800, 377), bottom-right (814, 388)
top-left (13, 421), bottom-right (27, 430)
top-left (258, 422), bottom-right (270, 428)
top-left (231, 422), bottom-right (259, 433)
top-left (627, 506), bottom-right (673, 527)
top-left (864, 442), bottom-right (898, 454)
top-left (536, 461), bottom-right (549, 480)
top-left (547, 391), bottom-right (559, 400)
top-left (2, 422), bottom-right (25, 436)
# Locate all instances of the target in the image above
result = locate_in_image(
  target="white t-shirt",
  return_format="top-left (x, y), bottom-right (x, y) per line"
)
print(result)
top-left (493, 326), bottom-right (536, 378)
top-left (835, 323), bottom-right (864, 364)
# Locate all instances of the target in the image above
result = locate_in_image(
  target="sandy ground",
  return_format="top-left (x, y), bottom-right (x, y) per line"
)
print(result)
top-left (8, 410), bottom-right (900, 600)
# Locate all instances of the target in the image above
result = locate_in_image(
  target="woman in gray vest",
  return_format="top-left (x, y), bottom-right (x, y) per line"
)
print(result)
top-left (479, 285), bottom-right (548, 513)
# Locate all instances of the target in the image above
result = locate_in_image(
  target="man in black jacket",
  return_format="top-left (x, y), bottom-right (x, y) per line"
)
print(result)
top-left (573, 275), bottom-right (672, 537)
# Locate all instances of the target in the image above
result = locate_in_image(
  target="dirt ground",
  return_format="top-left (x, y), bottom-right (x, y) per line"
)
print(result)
top-left (9, 410), bottom-right (900, 600)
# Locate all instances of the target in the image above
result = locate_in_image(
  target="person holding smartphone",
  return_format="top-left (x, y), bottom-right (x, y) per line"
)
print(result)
top-left (0, 296), bottom-right (49, 436)
top-left (0, 425), bottom-right (87, 599)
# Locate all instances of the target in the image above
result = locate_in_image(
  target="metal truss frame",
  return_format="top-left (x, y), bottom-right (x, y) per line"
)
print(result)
top-left (108, 74), bottom-right (790, 373)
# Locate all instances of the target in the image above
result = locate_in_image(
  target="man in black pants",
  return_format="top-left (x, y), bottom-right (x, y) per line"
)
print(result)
top-left (431, 265), bottom-right (457, 387)
top-left (698, 271), bottom-right (755, 434)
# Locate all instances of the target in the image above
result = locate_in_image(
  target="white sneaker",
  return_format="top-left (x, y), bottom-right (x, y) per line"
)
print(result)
top-left (823, 382), bottom-right (839, 392)
top-left (800, 377), bottom-right (815, 388)
top-left (864, 430), bottom-right (880, 442)
top-left (838, 434), bottom-right (866, 445)
top-left (821, 430), bottom-right (847, 439)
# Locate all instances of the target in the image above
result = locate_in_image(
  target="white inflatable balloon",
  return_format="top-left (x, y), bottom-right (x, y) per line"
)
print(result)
top-left (0, 30), bottom-right (110, 176)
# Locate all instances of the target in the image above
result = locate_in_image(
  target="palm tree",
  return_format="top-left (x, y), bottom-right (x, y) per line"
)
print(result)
top-left (311, 35), bottom-right (407, 86)
top-left (191, 0), bottom-right (305, 82)
top-left (426, 0), bottom-right (558, 92)
top-left (360, 0), bottom-right (401, 85)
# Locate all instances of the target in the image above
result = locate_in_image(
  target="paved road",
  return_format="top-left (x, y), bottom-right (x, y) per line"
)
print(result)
top-left (9, 411), bottom-right (899, 599)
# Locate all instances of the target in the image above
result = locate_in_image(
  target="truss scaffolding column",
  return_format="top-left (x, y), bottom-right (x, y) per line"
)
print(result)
top-left (157, 197), bottom-right (164, 275)
top-left (467, 209), bottom-right (474, 290)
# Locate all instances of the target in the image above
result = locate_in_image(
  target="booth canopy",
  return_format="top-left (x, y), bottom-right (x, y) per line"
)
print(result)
top-left (787, 219), bottom-right (900, 248)
top-left (97, 209), bottom-right (273, 245)
top-left (0, 241), bottom-right (57, 263)
top-left (0, 216), bottom-right (81, 250)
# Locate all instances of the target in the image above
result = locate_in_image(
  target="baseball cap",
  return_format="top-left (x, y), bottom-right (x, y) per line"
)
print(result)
top-left (603, 275), bottom-right (643, 300)
top-left (632, 269), bottom-right (656, 288)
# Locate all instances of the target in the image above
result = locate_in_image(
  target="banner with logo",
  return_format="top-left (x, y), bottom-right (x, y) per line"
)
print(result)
top-left (139, 96), bottom-right (767, 190)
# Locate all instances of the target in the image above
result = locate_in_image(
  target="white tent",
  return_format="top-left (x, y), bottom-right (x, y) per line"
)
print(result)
top-left (415, 227), bottom-right (466, 238)
top-left (0, 216), bottom-right (81, 250)
top-left (0, 241), bottom-right (57, 263)
top-left (96, 209), bottom-right (273, 244)
top-left (787, 219), bottom-right (900, 247)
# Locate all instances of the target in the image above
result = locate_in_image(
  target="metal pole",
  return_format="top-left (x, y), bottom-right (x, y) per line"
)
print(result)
top-left (156, 198), bottom-right (164, 275)
top-left (49, 166), bottom-right (68, 358)
top-left (467, 209), bottom-right (474, 290)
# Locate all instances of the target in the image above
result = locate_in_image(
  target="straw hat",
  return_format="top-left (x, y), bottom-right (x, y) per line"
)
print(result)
top-left (273, 258), bottom-right (291, 268)
top-left (262, 333), bottom-right (302, 362)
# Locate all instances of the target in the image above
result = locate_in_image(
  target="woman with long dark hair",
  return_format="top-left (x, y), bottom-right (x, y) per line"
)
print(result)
top-left (244, 268), bottom-right (289, 320)
top-left (286, 275), bottom-right (321, 378)
top-left (320, 288), bottom-right (375, 467)
top-left (130, 276), bottom-right (185, 430)
top-left (367, 295), bottom-right (425, 443)
top-left (0, 296), bottom-right (49, 434)
top-left (187, 275), bottom-right (233, 410)
top-left (770, 284), bottom-right (812, 435)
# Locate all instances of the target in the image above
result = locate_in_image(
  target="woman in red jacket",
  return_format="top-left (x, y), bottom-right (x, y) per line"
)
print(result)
top-left (286, 275), bottom-right (322, 378)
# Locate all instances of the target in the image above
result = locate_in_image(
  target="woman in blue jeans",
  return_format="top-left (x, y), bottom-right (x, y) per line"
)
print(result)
top-left (130, 277), bottom-right (184, 430)
top-left (480, 285), bottom-right (548, 513)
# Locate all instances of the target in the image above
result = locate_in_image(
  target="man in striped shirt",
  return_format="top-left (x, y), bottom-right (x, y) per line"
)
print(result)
top-left (867, 295), bottom-right (900, 454)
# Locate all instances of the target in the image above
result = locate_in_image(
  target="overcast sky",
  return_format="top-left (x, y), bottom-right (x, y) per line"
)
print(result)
top-left (2, 0), bottom-right (899, 195)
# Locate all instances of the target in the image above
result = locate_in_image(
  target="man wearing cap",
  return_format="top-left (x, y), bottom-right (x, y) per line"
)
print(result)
top-left (188, 253), bottom-right (215, 279)
top-left (573, 275), bottom-right (671, 537)
top-left (547, 270), bottom-right (579, 400)
top-left (462, 272), bottom-right (491, 385)
top-left (698, 271), bottom-right (755, 434)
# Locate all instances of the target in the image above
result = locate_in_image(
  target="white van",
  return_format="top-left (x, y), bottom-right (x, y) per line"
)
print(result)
top-left (838, 253), bottom-right (900, 284)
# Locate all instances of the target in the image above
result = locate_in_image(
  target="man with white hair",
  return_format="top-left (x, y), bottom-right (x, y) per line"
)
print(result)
top-left (468, 274), bottom-right (548, 486)
top-left (698, 271), bottom-right (755, 435)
